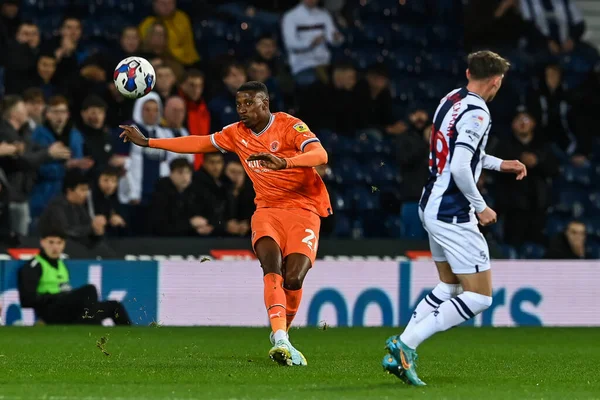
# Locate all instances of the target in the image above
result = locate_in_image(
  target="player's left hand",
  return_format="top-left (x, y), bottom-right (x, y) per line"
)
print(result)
top-left (247, 153), bottom-right (287, 170)
top-left (500, 160), bottom-right (527, 180)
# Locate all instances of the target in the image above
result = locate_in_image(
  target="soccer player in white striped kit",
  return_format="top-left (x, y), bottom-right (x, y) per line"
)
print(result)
top-left (382, 51), bottom-right (528, 386)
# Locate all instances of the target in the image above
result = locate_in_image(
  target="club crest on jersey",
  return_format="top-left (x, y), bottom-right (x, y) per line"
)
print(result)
top-left (293, 123), bottom-right (309, 133)
top-left (270, 141), bottom-right (280, 152)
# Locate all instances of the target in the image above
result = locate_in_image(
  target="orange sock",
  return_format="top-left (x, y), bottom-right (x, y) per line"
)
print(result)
top-left (264, 273), bottom-right (287, 334)
top-left (283, 288), bottom-right (303, 331)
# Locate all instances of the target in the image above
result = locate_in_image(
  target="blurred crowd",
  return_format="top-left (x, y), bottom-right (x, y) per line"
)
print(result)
top-left (0, 0), bottom-right (600, 259)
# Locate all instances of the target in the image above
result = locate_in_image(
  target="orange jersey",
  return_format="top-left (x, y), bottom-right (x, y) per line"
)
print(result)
top-left (210, 112), bottom-right (332, 217)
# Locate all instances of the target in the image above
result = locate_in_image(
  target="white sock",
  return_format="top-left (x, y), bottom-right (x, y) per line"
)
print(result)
top-left (400, 291), bottom-right (492, 349)
top-left (273, 329), bottom-right (288, 342)
top-left (404, 282), bottom-right (462, 333)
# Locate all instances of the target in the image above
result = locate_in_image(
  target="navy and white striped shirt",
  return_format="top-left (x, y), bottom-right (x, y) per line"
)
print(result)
top-left (420, 87), bottom-right (501, 223)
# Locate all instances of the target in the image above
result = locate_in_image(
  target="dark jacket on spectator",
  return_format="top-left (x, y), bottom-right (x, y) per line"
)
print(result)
top-left (228, 181), bottom-right (256, 223)
top-left (355, 80), bottom-right (397, 133)
top-left (545, 233), bottom-right (587, 259)
top-left (208, 90), bottom-right (239, 133)
top-left (527, 78), bottom-right (579, 155)
top-left (0, 120), bottom-right (51, 202)
top-left (88, 183), bottom-right (119, 220)
top-left (395, 129), bottom-right (429, 202)
top-left (42, 37), bottom-right (88, 87)
top-left (0, 168), bottom-right (19, 247)
top-left (305, 82), bottom-right (363, 135)
top-left (38, 195), bottom-right (98, 247)
top-left (494, 135), bottom-right (558, 212)
top-left (1, 41), bottom-right (40, 95)
top-left (148, 177), bottom-right (200, 236)
top-left (79, 123), bottom-right (114, 180)
top-left (193, 168), bottom-right (233, 236)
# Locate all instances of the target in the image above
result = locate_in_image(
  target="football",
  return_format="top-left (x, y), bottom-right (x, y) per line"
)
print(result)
top-left (113, 56), bottom-right (156, 99)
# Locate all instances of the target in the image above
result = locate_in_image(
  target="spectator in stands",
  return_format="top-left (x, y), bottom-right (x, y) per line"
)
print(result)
top-left (395, 113), bottom-right (430, 203)
top-left (154, 64), bottom-right (178, 103)
top-left (18, 229), bottom-right (130, 325)
top-left (161, 96), bottom-right (195, 165)
top-left (209, 62), bottom-right (247, 132)
top-left (304, 62), bottom-right (360, 134)
top-left (114, 26), bottom-right (141, 66)
top-left (30, 95), bottom-right (93, 220)
top-left (527, 63), bottom-right (585, 164)
top-left (2, 21), bottom-right (41, 95)
top-left (38, 171), bottom-right (108, 249)
top-left (0, 95), bottom-right (72, 236)
top-left (33, 53), bottom-right (60, 99)
top-left (43, 16), bottom-right (87, 87)
top-left (282, 0), bottom-right (344, 86)
top-left (519, 0), bottom-right (591, 57)
top-left (246, 57), bottom-right (285, 112)
top-left (193, 152), bottom-right (239, 236)
top-left (139, 21), bottom-right (178, 68)
top-left (571, 62), bottom-right (600, 150)
top-left (0, 167), bottom-right (20, 247)
top-left (149, 158), bottom-right (213, 236)
top-left (495, 107), bottom-right (559, 246)
top-left (139, 0), bottom-right (200, 67)
top-left (177, 69), bottom-right (211, 169)
top-left (79, 95), bottom-right (126, 179)
top-left (88, 166), bottom-right (126, 236)
top-left (545, 220), bottom-right (589, 259)
top-left (464, 0), bottom-right (543, 53)
top-left (119, 92), bottom-right (175, 233)
top-left (356, 63), bottom-right (406, 135)
top-left (23, 88), bottom-right (45, 131)
top-left (0, 0), bottom-right (20, 48)
top-left (254, 34), bottom-right (283, 77)
top-left (224, 160), bottom-right (255, 237)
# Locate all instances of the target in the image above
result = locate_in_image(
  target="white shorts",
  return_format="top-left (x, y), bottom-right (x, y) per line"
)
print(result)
top-left (419, 210), bottom-right (491, 274)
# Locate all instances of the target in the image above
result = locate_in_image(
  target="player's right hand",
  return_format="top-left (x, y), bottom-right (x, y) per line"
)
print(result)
top-left (119, 125), bottom-right (149, 147)
top-left (477, 207), bottom-right (497, 226)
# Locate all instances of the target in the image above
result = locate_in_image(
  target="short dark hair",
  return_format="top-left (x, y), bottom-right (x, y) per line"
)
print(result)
top-left (61, 15), bottom-right (81, 27)
top-left (63, 170), bottom-right (88, 193)
top-left (22, 87), bottom-right (44, 103)
top-left (204, 152), bottom-right (224, 161)
top-left (237, 81), bottom-right (269, 97)
top-left (47, 95), bottom-right (69, 108)
top-left (256, 33), bottom-right (276, 43)
top-left (170, 157), bottom-right (193, 172)
top-left (81, 95), bottom-right (107, 111)
top-left (40, 227), bottom-right (67, 240)
top-left (99, 166), bottom-right (121, 178)
top-left (221, 62), bottom-right (244, 80)
top-left (333, 61), bottom-right (356, 72)
top-left (366, 62), bottom-right (389, 78)
top-left (1, 95), bottom-right (23, 120)
top-left (467, 50), bottom-right (511, 80)
top-left (181, 68), bottom-right (204, 83)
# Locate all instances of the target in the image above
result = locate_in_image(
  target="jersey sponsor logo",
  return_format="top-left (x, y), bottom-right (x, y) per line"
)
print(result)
top-left (446, 101), bottom-right (462, 138)
top-left (293, 123), bottom-right (309, 133)
top-left (270, 141), bottom-right (280, 152)
top-left (465, 129), bottom-right (480, 138)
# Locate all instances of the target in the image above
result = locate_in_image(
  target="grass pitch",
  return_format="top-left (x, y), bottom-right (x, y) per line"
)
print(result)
top-left (0, 326), bottom-right (599, 400)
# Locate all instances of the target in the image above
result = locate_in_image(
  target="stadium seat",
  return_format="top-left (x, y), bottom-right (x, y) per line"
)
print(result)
top-left (384, 214), bottom-right (403, 238)
top-left (520, 243), bottom-right (546, 259)
top-left (351, 186), bottom-right (381, 211)
top-left (333, 213), bottom-right (352, 237)
top-left (400, 202), bottom-right (427, 239)
top-left (585, 216), bottom-right (600, 238)
top-left (588, 191), bottom-right (600, 216)
top-left (560, 164), bottom-right (592, 187)
top-left (551, 183), bottom-right (589, 217)
top-left (545, 213), bottom-right (570, 237)
top-left (498, 244), bottom-right (519, 260)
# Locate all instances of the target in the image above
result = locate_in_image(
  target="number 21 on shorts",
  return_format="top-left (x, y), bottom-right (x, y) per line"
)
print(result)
top-left (302, 229), bottom-right (317, 252)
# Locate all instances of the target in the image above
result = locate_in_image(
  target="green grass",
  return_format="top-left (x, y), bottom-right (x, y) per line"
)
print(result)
top-left (0, 327), bottom-right (599, 400)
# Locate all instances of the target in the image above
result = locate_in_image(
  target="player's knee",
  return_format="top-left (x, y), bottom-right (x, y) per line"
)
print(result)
top-left (283, 274), bottom-right (304, 290)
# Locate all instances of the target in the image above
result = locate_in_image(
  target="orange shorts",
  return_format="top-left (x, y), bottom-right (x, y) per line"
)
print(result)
top-left (251, 208), bottom-right (321, 265)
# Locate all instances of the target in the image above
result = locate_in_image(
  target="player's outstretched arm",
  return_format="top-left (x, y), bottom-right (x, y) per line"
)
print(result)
top-left (482, 153), bottom-right (527, 180)
top-left (247, 142), bottom-right (328, 170)
top-left (119, 125), bottom-right (217, 154)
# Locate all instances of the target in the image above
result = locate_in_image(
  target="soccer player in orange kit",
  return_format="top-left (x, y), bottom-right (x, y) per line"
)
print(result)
top-left (119, 81), bottom-right (332, 366)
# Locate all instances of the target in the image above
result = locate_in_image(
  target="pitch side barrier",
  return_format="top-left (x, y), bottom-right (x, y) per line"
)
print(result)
top-left (1, 260), bottom-right (598, 327)
top-left (0, 237), bottom-right (513, 261)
